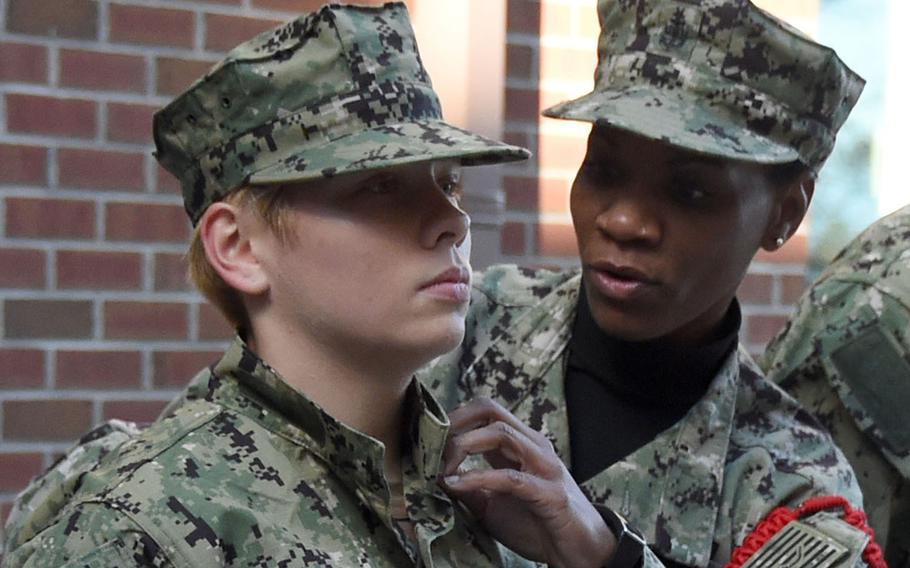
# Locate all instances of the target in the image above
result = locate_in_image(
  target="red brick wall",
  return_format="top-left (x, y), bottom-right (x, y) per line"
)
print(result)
top-left (0, 0), bottom-right (407, 555)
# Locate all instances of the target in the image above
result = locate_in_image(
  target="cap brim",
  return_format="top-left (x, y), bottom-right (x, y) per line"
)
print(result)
top-left (543, 86), bottom-right (799, 165)
top-left (249, 120), bottom-right (529, 185)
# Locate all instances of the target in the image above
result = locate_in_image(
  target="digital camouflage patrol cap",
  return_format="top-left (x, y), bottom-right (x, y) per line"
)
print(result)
top-left (154, 2), bottom-right (529, 224)
top-left (543, 0), bottom-right (865, 174)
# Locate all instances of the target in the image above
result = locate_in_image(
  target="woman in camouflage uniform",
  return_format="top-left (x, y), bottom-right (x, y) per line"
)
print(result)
top-left (425, 1), bottom-right (885, 567)
top-left (1, 3), bottom-right (624, 567)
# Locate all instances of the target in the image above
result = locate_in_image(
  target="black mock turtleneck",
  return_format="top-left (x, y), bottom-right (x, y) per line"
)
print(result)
top-left (565, 286), bottom-right (742, 484)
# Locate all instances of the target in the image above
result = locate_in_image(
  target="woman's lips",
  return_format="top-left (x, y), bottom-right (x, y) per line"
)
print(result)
top-left (588, 264), bottom-right (657, 301)
top-left (419, 267), bottom-right (471, 302)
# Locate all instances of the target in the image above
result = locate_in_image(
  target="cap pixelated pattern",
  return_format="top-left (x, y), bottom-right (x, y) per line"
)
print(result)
top-left (154, 2), bottom-right (529, 224)
top-left (544, 0), bottom-right (865, 174)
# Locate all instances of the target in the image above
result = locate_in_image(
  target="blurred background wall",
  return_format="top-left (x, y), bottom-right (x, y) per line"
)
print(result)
top-left (0, 0), bottom-right (906, 554)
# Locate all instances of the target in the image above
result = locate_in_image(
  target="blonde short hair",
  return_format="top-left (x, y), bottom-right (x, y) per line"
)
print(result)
top-left (187, 185), bottom-right (295, 332)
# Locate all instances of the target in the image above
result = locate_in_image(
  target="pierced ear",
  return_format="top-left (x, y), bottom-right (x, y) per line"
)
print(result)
top-left (761, 175), bottom-right (815, 251)
top-left (199, 202), bottom-right (270, 295)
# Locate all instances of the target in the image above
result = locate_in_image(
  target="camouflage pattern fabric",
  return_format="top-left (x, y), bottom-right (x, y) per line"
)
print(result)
top-left (3, 338), bottom-right (537, 567)
top-left (543, 0), bottom-right (864, 175)
top-left (153, 2), bottom-right (528, 224)
top-left (3, 420), bottom-right (143, 554)
top-left (418, 265), bottom-right (870, 568)
top-left (763, 204), bottom-right (910, 567)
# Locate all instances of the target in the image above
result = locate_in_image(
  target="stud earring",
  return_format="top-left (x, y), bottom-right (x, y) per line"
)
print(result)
top-left (775, 236), bottom-right (785, 248)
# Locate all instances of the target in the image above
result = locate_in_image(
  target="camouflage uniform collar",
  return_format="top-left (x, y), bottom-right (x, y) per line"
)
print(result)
top-left (200, 337), bottom-right (453, 514)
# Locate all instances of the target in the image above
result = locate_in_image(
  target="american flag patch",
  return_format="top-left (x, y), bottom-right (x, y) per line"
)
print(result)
top-left (741, 521), bottom-right (849, 568)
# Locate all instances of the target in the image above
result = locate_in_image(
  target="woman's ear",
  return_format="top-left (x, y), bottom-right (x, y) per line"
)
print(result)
top-left (761, 175), bottom-right (815, 252)
top-left (199, 202), bottom-right (270, 295)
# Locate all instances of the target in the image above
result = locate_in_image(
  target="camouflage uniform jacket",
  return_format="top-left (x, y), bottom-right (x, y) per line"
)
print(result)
top-left (3, 338), bottom-right (529, 568)
top-left (418, 265), bottom-right (870, 568)
top-left (762, 204), bottom-right (910, 567)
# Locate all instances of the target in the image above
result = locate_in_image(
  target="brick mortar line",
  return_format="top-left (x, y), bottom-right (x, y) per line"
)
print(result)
top-left (94, 193), bottom-right (108, 250)
top-left (0, 239), bottom-right (188, 255)
top-left (0, 390), bottom-right (183, 401)
top-left (747, 261), bottom-right (809, 275)
top-left (46, 146), bottom-right (59, 188)
top-left (188, 300), bottom-right (200, 341)
top-left (502, 122), bottom-right (541, 134)
top-left (0, 443), bottom-right (74, 455)
top-left (0, 289), bottom-right (204, 302)
top-left (91, 397), bottom-right (103, 428)
top-left (46, 248), bottom-right (58, 292)
top-left (521, 222), bottom-right (532, 251)
top-left (0, 186), bottom-right (184, 205)
top-left (0, 197), bottom-right (5, 245)
top-left (96, 99), bottom-right (108, 144)
top-left (500, 211), bottom-right (544, 224)
top-left (141, 250), bottom-right (154, 293)
top-left (1, 84), bottom-right (172, 107)
top-left (770, 274), bottom-right (783, 307)
top-left (45, 346), bottom-right (57, 389)
top-left (143, 153), bottom-right (157, 195)
top-left (47, 41), bottom-right (60, 87)
top-left (99, 1), bottom-right (111, 43)
top-left (0, 137), bottom-right (158, 159)
top-left (504, 78), bottom-right (539, 90)
top-left (93, 293), bottom-right (105, 340)
top-left (105, 0), bottom-right (292, 17)
top-left (141, 349), bottom-right (153, 390)
top-left (0, 339), bottom-right (227, 351)
top-left (0, 440), bottom-right (77, 452)
top-left (0, 31), bottom-right (226, 63)
top-left (143, 49), bottom-right (157, 99)
top-left (0, 88), bottom-right (6, 133)
top-left (194, 8), bottom-right (204, 54)
top-left (37, 245), bottom-right (54, 291)
top-left (532, 212), bottom-right (574, 224)
top-left (505, 33), bottom-right (542, 47)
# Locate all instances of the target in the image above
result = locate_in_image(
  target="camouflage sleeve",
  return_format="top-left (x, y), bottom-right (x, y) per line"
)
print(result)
top-left (4, 420), bottom-right (141, 553)
top-left (2, 502), bottom-right (172, 568)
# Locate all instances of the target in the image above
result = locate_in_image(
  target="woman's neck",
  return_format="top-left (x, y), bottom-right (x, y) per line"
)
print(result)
top-left (247, 321), bottom-right (413, 479)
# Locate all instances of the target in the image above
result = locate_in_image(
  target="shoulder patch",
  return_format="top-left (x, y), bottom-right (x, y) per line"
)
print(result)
top-left (740, 521), bottom-right (848, 568)
top-left (828, 322), bottom-right (910, 453)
